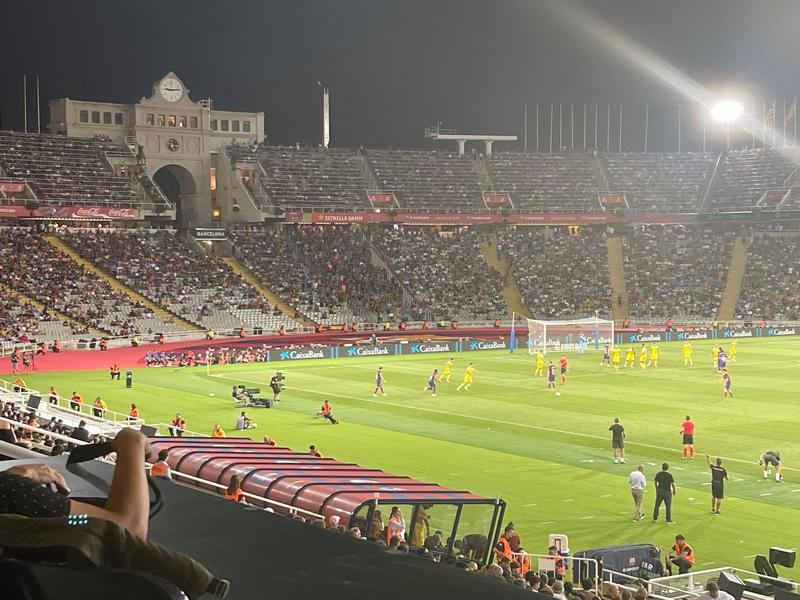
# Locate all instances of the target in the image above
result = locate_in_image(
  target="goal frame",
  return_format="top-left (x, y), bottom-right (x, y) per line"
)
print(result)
top-left (526, 316), bottom-right (614, 355)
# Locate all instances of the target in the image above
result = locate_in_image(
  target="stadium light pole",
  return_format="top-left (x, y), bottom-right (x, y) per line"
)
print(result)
top-left (316, 81), bottom-right (330, 148)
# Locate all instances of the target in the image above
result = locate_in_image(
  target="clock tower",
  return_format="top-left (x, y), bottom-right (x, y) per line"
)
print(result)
top-left (48, 71), bottom-right (265, 227)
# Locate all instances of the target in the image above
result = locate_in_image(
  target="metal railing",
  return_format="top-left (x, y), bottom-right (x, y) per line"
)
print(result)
top-left (0, 413), bottom-right (324, 522)
top-left (512, 553), bottom-right (600, 594)
top-left (0, 378), bottom-right (143, 433)
top-left (167, 469), bottom-right (324, 521)
top-left (649, 566), bottom-right (798, 595)
top-left (604, 569), bottom-right (702, 600)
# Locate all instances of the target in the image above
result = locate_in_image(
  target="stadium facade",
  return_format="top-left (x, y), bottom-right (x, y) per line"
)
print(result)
top-left (48, 72), bottom-right (265, 225)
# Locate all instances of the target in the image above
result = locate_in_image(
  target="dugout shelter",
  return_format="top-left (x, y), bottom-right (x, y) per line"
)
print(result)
top-left (150, 436), bottom-right (506, 561)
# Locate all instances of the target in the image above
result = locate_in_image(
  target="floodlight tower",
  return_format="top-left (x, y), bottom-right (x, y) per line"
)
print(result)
top-left (317, 81), bottom-right (330, 148)
top-left (711, 100), bottom-right (743, 150)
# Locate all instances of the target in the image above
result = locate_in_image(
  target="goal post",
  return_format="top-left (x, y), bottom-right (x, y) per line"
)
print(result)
top-left (526, 316), bottom-right (614, 355)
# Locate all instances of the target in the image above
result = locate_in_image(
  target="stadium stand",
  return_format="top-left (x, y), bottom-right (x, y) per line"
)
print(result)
top-left (0, 228), bottom-right (178, 336)
top-left (497, 227), bottom-right (611, 318)
top-left (0, 131), bottom-right (142, 205)
top-left (622, 226), bottom-right (735, 319)
top-left (61, 229), bottom-right (297, 332)
top-left (0, 295), bottom-right (83, 344)
top-left (736, 234), bottom-right (800, 321)
top-left (489, 152), bottom-right (599, 210)
top-left (367, 150), bottom-right (485, 210)
top-left (255, 145), bottom-right (368, 207)
top-left (604, 152), bottom-right (715, 211)
top-left (231, 226), bottom-right (405, 323)
top-left (372, 227), bottom-right (506, 320)
top-left (709, 148), bottom-right (800, 209)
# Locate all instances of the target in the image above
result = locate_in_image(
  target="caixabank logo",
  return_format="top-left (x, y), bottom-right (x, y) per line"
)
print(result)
top-left (766, 327), bottom-right (796, 337)
top-left (409, 343), bottom-right (452, 354)
top-left (346, 345), bottom-right (390, 357)
top-left (468, 340), bottom-right (507, 351)
top-left (628, 333), bottom-right (664, 343)
top-left (721, 329), bottom-right (753, 338)
top-left (676, 331), bottom-right (709, 340)
top-left (279, 348), bottom-right (326, 360)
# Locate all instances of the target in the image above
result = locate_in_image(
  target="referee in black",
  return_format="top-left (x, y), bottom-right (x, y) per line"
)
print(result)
top-left (706, 455), bottom-right (728, 515)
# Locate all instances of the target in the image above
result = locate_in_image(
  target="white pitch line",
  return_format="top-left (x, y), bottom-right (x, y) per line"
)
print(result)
top-left (213, 373), bottom-right (800, 472)
top-left (760, 493), bottom-right (772, 497)
top-left (563, 499), bottom-right (575, 503)
top-left (525, 503), bottom-right (538, 507)
top-left (579, 515), bottom-right (595, 520)
top-left (600, 494), bottom-right (613, 498)
top-left (540, 521), bottom-right (556, 525)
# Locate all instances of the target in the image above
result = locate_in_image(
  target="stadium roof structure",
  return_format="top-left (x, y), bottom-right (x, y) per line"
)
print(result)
top-left (150, 437), bottom-right (507, 559)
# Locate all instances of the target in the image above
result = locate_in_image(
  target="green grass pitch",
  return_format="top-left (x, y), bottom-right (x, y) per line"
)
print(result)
top-left (18, 337), bottom-right (800, 576)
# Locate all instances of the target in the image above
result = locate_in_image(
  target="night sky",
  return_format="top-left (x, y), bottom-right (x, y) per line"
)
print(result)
top-left (2, 0), bottom-right (800, 151)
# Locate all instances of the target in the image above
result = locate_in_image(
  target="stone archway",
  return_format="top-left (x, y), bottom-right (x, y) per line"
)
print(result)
top-left (153, 164), bottom-right (198, 227)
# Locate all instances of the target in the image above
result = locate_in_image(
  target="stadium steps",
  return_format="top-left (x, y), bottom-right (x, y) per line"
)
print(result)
top-left (606, 237), bottom-right (630, 322)
top-left (478, 237), bottom-right (531, 318)
top-left (716, 236), bottom-right (749, 321)
top-left (220, 256), bottom-right (316, 327)
top-left (0, 282), bottom-right (108, 338)
top-left (473, 156), bottom-right (497, 192)
top-left (43, 236), bottom-right (200, 332)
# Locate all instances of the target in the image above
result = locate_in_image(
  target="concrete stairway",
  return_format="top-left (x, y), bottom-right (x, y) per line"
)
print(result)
top-left (0, 282), bottom-right (107, 337)
top-left (606, 237), bottom-right (630, 322)
top-left (221, 256), bottom-right (316, 327)
top-left (716, 236), bottom-right (749, 321)
top-left (479, 236), bottom-right (531, 318)
top-left (44, 236), bottom-right (200, 332)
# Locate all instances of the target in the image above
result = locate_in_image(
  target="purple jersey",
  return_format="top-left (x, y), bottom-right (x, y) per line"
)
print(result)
top-left (548, 365), bottom-right (556, 381)
top-left (717, 352), bottom-right (727, 367)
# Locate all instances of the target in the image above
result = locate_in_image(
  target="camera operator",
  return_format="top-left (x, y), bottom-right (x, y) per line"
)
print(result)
top-left (270, 373), bottom-right (284, 402)
top-left (231, 385), bottom-right (248, 407)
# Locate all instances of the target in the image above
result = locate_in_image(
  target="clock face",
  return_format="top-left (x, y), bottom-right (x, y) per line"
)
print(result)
top-left (167, 138), bottom-right (179, 152)
top-left (159, 77), bottom-right (183, 102)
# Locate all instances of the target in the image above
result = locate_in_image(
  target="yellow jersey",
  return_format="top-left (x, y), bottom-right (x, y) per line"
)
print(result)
top-left (442, 360), bottom-right (454, 373)
top-left (612, 348), bottom-right (621, 362)
top-left (683, 343), bottom-right (692, 357)
top-left (464, 366), bottom-right (475, 381)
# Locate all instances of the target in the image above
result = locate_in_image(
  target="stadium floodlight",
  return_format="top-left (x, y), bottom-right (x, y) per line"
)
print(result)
top-left (711, 100), bottom-right (744, 123)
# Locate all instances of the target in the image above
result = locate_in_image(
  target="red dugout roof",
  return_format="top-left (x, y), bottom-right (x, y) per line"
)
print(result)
top-left (149, 437), bottom-right (504, 536)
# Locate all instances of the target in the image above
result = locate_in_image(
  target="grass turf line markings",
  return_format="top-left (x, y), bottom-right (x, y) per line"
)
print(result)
top-left (213, 372), bottom-right (798, 472)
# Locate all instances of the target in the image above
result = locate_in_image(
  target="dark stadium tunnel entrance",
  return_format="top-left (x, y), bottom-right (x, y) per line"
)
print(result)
top-left (153, 164), bottom-right (196, 226)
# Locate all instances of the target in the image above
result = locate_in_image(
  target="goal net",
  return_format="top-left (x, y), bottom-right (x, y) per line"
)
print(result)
top-left (526, 317), bottom-right (614, 355)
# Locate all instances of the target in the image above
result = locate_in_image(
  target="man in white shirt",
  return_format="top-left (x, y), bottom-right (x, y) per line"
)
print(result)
top-left (234, 411), bottom-right (256, 430)
top-left (629, 464), bottom-right (646, 522)
top-left (696, 581), bottom-right (734, 600)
